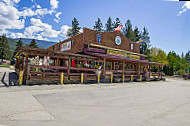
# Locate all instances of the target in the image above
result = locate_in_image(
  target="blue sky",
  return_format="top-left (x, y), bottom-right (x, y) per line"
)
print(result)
top-left (0, 0), bottom-right (189, 55)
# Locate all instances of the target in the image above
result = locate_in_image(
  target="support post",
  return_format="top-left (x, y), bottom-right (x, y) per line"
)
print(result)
top-left (111, 73), bottom-right (113, 83)
top-left (123, 74), bottom-right (125, 83)
top-left (131, 75), bottom-right (133, 82)
top-left (60, 72), bottom-right (64, 84)
top-left (67, 58), bottom-right (71, 80)
top-left (103, 58), bottom-right (106, 78)
top-left (140, 75), bottom-right (142, 81)
top-left (122, 61), bottom-right (125, 83)
top-left (97, 74), bottom-right (100, 83)
top-left (81, 73), bottom-right (84, 84)
top-left (23, 53), bottom-right (28, 84)
top-left (19, 71), bottom-right (23, 85)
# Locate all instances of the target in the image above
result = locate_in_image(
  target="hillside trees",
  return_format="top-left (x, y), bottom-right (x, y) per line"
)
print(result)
top-left (0, 35), bottom-right (11, 61)
top-left (14, 38), bottom-right (23, 56)
top-left (29, 39), bottom-right (38, 48)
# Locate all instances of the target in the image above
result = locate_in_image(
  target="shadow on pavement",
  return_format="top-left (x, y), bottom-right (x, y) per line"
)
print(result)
top-left (0, 72), bottom-right (18, 87)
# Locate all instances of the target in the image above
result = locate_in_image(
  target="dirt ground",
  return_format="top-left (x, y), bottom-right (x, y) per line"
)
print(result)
top-left (0, 67), bottom-right (190, 126)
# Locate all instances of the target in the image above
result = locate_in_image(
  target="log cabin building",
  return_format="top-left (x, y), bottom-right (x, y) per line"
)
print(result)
top-left (15, 27), bottom-right (164, 84)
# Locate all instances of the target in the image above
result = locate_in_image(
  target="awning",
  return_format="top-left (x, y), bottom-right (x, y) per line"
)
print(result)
top-left (84, 48), bottom-right (164, 66)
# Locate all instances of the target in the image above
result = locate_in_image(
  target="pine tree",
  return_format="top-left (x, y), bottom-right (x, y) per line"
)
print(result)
top-left (140, 27), bottom-right (151, 54)
top-left (105, 17), bottom-right (114, 32)
top-left (123, 19), bottom-right (135, 41)
top-left (29, 39), bottom-right (38, 48)
top-left (93, 18), bottom-right (103, 31)
top-left (0, 35), bottom-right (11, 61)
top-left (67, 18), bottom-right (81, 37)
top-left (14, 38), bottom-right (23, 55)
top-left (134, 26), bottom-right (141, 42)
top-left (113, 17), bottom-right (122, 28)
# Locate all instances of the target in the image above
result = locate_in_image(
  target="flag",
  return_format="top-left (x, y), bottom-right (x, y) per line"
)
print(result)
top-left (114, 25), bottom-right (123, 32)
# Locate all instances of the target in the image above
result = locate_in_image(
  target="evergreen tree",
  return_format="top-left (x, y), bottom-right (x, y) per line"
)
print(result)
top-left (0, 35), bottom-right (11, 61)
top-left (67, 18), bottom-right (81, 37)
top-left (113, 17), bottom-right (122, 28)
top-left (29, 39), bottom-right (38, 48)
top-left (105, 17), bottom-right (114, 32)
top-left (14, 38), bottom-right (23, 55)
top-left (134, 26), bottom-right (141, 42)
top-left (123, 19), bottom-right (135, 41)
top-left (93, 18), bottom-right (103, 31)
top-left (140, 27), bottom-right (151, 55)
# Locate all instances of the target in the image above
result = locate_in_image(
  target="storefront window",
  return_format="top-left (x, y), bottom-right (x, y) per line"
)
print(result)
top-left (71, 39), bottom-right (74, 45)
top-left (97, 34), bottom-right (101, 42)
top-left (56, 44), bottom-right (60, 50)
top-left (131, 43), bottom-right (134, 50)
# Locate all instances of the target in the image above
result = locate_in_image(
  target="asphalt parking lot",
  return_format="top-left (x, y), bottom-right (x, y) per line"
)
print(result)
top-left (0, 68), bottom-right (190, 126)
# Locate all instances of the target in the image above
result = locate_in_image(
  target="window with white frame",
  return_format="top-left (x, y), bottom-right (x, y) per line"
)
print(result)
top-left (131, 43), bottom-right (134, 50)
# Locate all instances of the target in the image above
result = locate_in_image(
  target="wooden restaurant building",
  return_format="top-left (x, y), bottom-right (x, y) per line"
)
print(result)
top-left (15, 28), bottom-right (164, 84)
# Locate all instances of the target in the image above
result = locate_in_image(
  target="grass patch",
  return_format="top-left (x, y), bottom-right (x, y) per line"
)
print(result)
top-left (0, 64), bottom-right (11, 68)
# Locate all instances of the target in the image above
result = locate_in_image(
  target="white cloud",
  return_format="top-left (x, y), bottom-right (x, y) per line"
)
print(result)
top-left (18, 7), bottom-right (54, 18)
top-left (50, 0), bottom-right (59, 9)
top-left (60, 25), bottom-right (71, 37)
top-left (0, 0), bottom-right (68, 41)
top-left (24, 18), bottom-right (60, 39)
top-left (0, 1), bottom-right (25, 30)
top-left (178, 1), bottom-right (190, 16)
top-left (37, 4), bottom-right (41, 9)
top-left (24, 26), bottom-right (43, 37)
top-left (10, 32), bottom-right (26, 38)
top-left (54, 12), bottom-right (62, 23)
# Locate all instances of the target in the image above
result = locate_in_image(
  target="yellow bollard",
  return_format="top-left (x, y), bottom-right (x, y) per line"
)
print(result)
top-left (97, 74), bottom-right (100, 83)
top-left (60, 72), bottom-right (64, 84)
top-left (19, 71), bottom-right (23, 85)
top-left (122, 74), bottom-right (125, 83)
top-left (140, 75), bottom-right (142, 81)
top-left (81, 73), bottom-right (84, 83)
top-left (111, 73), bottom-right (113, 83)
top-left (131, 75), bottom-right (133, 82)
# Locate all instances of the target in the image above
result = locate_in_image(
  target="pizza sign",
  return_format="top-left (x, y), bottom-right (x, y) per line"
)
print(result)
top-left (61, 41), bottom-right (71, 51)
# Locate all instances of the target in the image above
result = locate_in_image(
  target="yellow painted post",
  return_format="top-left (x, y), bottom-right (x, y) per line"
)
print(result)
top-left (131, 75), bottom-right (133, 82)
top-left (111, 73), bottom-right (113, 83)
top-left (60, 72), bottom-right (64, 84)
top-left (122, 74), bottom-right (125, 83)
top-left (81, 73), bottom-right (84, 84)
top-left (19, 71), bottom-right (23, 85)
top-left (140, 75), bottom-right (142, 81)
top-left (97, 74), bottom-right (100, 83)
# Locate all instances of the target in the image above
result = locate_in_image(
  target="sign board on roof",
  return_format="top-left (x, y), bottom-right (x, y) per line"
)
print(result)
top-left (107, 49), bottom-right (126, 57)
top-left (107, 49), bottom-right (140, 60)
top-left (61, 41), bottom-right (71, 51)
top-left (115, 36), bottom-right (121, 45)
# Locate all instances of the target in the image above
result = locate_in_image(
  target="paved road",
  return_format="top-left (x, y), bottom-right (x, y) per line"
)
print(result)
top-left (0, 67), bottom-right (190, 126)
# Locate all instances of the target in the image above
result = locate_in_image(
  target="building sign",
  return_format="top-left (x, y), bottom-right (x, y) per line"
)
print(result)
top-left (61, 41), bottom-right (71, 51)
top-left (107, 49), bottom-right (140, 60)
top-left (115, 36), bottom-right (121, 45)
top-left (129, 54), bottom-right (140, 60)
top-left (107, 49), bottom-right (126, 57)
